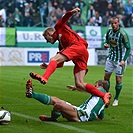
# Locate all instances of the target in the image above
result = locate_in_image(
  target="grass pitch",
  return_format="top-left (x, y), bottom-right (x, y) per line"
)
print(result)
top-left (0, 66), bottom-right (132, 133)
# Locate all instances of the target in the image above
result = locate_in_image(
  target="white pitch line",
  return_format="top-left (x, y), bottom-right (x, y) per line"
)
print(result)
top-left (12, 112), bottom-right (95, 133)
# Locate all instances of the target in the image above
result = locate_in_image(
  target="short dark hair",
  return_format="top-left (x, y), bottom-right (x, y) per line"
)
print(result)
top-left (95, 80), bottom-right (109, 92)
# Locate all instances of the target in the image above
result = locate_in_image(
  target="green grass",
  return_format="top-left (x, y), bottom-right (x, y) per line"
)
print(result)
top-left (0, 66), bottom-right (132, 133)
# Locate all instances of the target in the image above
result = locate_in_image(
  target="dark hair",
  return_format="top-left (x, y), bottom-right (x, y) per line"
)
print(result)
top-left (95, 80), bottom-right (109, 92)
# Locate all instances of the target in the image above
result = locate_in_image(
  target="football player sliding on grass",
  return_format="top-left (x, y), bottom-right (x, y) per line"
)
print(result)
top-left (26, 79), bottom-right (111, 122)
top-left (29, 7), bottom-right (111, 107)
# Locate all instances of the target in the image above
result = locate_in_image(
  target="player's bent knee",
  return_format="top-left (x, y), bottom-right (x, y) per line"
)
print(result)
top-left (54, 102), bottom-right (63, 111)
top-left (51, 96), bottom-right (62, 104)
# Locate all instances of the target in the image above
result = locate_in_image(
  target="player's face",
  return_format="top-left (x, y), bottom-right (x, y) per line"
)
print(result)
top-left (111, 18), bottom-right (120, 31)
top-left (44, 31), bottom-right (55, 44)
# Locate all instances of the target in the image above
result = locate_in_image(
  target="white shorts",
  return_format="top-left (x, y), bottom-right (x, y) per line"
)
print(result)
top-left (104, 60), bottom-right (127, 76)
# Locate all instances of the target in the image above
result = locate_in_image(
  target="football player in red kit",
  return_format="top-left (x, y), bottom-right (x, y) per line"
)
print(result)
top-left (30, 7), bottom-right (111, 107)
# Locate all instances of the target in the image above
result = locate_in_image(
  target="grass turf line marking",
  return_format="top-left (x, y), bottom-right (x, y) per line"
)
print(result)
top-left (12, 112), bottom-right (95, 133)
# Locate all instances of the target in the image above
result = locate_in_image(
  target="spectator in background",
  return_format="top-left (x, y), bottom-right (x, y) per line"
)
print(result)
top-left (47, 10), bottom-right (58, 27)
top-left (0, 0), bottom-right (5, 10)
top-left (112, 0), bottom-right (120, 16)
top-left (51, 0), bottom-right (58, 9)
top-left (24, 3), bottom-right (33, 17)
top-left (93, 0), bottom-right (100, 13)
top-left (6, 13), bottom-right (15, 27)
top-left (13, 8), bottom-right (23, 26)
top-left (99, 0), bottom-right (108, 16)
top-left (29, 2), bottom-right (36, 16)
top-left (87, 5), bottom-right (95, 22)
top-left (71, 12), bottom-right (84, 26)
top-left (55, 7), bottom-right (63, 19)
top-left (92, 11), bottom-right (102, 26)
top-left (87, 17), bottom-right (95, 26)
top-left (106, 3), bottom-right (114, 18)
top-left (17, 0), bottom-right (26, 16)
top-left (23, 12), bottom-right (34, 27)
top-left (63, 0), bottom-right (74, 11)
top-left (6, 0), bottom-right (16, 15)
top-left (124, 0), bottom-right (133, 27)
top-left (47, 1), bottom-right (54, 14)
top-left (0, 6), bottom-right (7, 23)
top-left (116, 2), bottom-right (125, 17)
top-left (0, 13), bottom-right (5, 27)
top-left (78, 0), bottom-right (86, 13)
top-left (102, 11), bottom-right (110, 26)
top-left (41, 2), bottom-right (48, 26)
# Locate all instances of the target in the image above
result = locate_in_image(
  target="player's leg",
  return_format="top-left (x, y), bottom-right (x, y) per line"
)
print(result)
top-left (74, 70), bottom-right (111, 107)
top-left (30, 53), bottom-right (67, 84)
top-left (54, 102), bottom-right (80, 122)
top-left (112, 63), bottom-right (126, 106)
top-left (42, 53), bottom-right (67, 80)
top-left (104, 72), bottom-right (111, 90)
top-left (104, 60), bottom-right (114, 90)
top-left (112, 62), bottom-right (127, 106)
top-left (26, 79), bottom-right (52, 104)
top-left (39, 97), bottom-right (65, 122)
top-left (112, 76), bottom-right (122, 106)
top-left (26, 80), bottom-right (63, 121)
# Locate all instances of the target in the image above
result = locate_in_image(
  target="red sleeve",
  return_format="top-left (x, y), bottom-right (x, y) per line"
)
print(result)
top-left (55, 10), bottom-right (72, 27)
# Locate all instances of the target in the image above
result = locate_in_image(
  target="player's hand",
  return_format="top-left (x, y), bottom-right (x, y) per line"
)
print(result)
top-left (40, 63), bottom-right (48, 69)
top-left (71, 7), bottom-right (80, 14)
top-left (119, 60), bottom-right (125, 67)
top-left (104, 43), bottom-right (109, 48)
top-left (66, 85), bottom-right (77, 91)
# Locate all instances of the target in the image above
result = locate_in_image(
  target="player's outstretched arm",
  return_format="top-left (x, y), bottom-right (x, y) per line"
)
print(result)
top-left (71, 7), bottom-right (80, 14)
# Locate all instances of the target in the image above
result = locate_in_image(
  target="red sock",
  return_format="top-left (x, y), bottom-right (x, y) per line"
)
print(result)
top-left (85, 84), bottom-right (105, 98)
top-left (42, 60), bottom-right (57, 80)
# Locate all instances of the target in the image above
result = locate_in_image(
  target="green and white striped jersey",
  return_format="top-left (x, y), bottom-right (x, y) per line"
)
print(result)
top-left (76, 88), bottom-right (106, 121)
top-left (105, 28), bottom-right (131, 62)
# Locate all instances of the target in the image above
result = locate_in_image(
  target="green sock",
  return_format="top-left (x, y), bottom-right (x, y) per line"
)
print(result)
top-left (51, 110), bottom-right (61, 120)
top-left (32, 92), bottom-right (51, 105)
top-left (114, 83), bottom-right (122, 100)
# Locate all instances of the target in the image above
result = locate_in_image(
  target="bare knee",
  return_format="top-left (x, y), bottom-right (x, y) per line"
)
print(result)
top-left (104, 73), bottom-right (111, 81)
top-left (54, 102), bottom-right (63, 111)
top-left (116, 76), bottom-right (122, 84)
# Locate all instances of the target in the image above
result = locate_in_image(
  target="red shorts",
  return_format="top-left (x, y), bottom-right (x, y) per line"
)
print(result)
top-left (60, 44), bottom-right (89, 74)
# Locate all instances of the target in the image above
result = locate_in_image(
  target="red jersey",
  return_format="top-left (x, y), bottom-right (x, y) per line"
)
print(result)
top-left (52, 10), bottom-right (89, 74)
top-left (52, 11), bottom-right (88, 51)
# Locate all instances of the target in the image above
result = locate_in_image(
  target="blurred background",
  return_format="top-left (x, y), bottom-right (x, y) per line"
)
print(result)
top-left (0, 0), bottom-right (133, 66)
